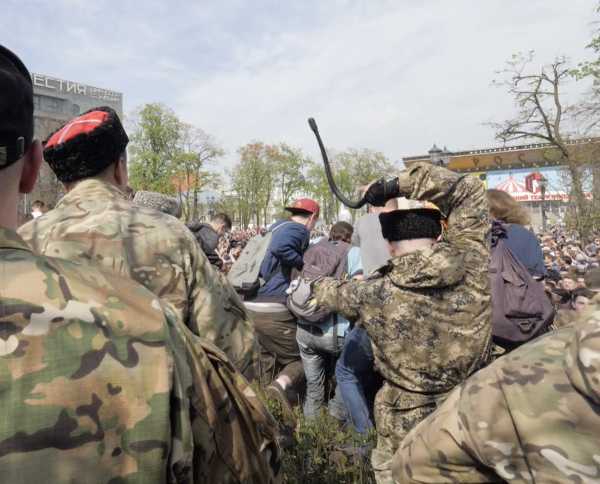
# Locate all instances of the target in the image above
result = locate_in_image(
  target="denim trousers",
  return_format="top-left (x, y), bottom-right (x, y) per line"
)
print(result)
top-left (335, 325), bottom-right (375, 434)
top-left (296, 323), bottom-right (347, 420)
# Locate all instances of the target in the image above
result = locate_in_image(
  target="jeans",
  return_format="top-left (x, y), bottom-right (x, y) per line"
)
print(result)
top-left (296, 323), bottom-right (347, 420)
top-left (335, 326), bottom-right (375, 434)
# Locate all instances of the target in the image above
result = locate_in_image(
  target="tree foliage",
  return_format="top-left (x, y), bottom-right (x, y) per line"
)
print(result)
top-left (305, 148), bottom-right (395, 224)
top-left (231, 142), bottom-right (276, 227)
top-left (272, 144), bottom-right (309, 211)
top-left (128, 103), bottom-right (224, 222)
top-left (229, 142), bottom-right (311, 227)
top-left (128, 103), bottom-right (181, 194)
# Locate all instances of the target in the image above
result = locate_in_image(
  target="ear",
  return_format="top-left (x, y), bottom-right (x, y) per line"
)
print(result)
top-left (19, 140), bottom-right (43, 194)
top-left (386, 241), bottom-right (394, 257)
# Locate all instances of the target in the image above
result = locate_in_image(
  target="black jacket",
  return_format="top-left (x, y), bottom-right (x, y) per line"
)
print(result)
top-left (187, 222), bottom-right (222, 269)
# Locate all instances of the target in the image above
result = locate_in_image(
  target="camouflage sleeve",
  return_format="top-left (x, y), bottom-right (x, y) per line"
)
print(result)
top-left (183, 231), bottom-right (259, 379)
top-left (396, 162), bottom-right (489, 253)
top-left (313, 277), bottom-right (365, 321)
top-left (392, 385), bottom-right (498, 483)
top-left (394, 327), bottom-right (593, 483)
top-left (164, 306), bottom-right (281, 484)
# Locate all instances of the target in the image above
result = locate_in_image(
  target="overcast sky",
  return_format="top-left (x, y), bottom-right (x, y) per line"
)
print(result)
top-left (3, 0), bottom-right (597, 169)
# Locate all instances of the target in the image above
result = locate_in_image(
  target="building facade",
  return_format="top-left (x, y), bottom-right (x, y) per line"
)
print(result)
top-left (403, 139), bottom-right (600, 230)
top-left (20, 73), bottom-right (123, 220)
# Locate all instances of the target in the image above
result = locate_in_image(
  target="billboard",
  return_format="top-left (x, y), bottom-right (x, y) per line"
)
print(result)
top-left (486, 166), bottom-right (569, 202)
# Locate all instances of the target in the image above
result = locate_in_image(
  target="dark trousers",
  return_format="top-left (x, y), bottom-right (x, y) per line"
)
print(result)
top-left (248, 305), bottom-right (305, 389)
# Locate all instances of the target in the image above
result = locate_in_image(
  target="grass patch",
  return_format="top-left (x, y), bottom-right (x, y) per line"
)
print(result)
top-left (260, 387), bottom-right (376, 484)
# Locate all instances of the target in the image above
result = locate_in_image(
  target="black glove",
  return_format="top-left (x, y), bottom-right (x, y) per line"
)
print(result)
top-left (363, 177), bottom-right (400, 207)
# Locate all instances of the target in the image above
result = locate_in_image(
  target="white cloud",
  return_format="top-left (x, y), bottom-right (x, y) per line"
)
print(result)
top-left (4, 0), bottom-right (597, 172)
top-left (172, 0), bottom-right (597, 169)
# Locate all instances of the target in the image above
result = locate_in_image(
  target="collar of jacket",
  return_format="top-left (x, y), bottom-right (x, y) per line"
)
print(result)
top-left (0, 226), bottom-right (32, 252)
top-left (56, 178), bottom-right (126, 209)
top-left (386, 244), bottom-right (465, 289)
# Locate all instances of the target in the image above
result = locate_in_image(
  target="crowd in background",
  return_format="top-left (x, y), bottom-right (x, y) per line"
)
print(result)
top-left (5, 40), bottom-right (600, 484)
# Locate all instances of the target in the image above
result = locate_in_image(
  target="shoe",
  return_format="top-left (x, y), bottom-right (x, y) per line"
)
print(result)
top-left (265, 381), bottom-right (296, 425)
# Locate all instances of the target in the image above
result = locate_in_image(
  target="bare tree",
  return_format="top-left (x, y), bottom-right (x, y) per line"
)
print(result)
top-left (491, 52), bottom-right (593, 238)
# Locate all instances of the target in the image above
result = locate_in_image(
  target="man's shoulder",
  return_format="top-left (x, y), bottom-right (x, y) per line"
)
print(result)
top-left (6, 247), bottom-right (169, 326)
top-left (466, 328), bottom-right (571, 400)
top-left (271, 220), bottom-right (308, 238)
top-left (22, 196), bottom-right (195, 246)
top-left (506, 223), bottom-right (537, 241)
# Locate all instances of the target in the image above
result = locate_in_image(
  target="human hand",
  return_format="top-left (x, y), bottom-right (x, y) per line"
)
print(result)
top-left (363, 177), bottom-right (400, 206)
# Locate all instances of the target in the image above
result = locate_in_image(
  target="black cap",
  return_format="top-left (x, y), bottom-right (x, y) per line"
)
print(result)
top-left (0, 45), bottom-right (33, 170)
top-left (43, 106), bottom-right (129, 183)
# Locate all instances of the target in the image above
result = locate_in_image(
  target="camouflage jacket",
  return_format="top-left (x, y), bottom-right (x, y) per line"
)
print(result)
top-left (19, 179), bottom-right (257, 377)
top-left (0, 227), bottom-right (280, 483)
top-left (314, 163), bottom-right (492, 400)
top-left (394, 299), bottom-right (600, 483)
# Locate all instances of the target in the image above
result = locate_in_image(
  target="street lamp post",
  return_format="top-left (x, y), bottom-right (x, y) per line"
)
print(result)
top-left (540, 176), bottom-right (548, 232)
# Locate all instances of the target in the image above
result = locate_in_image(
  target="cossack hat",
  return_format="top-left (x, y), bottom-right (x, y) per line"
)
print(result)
top-left (43, 106), bottom-right (129, 183)
top-left (379, 197), bottom-right (444, 242)
top-left (0, 45), bottom-right (33, 170)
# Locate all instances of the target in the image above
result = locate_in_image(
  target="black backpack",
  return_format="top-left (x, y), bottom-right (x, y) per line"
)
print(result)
top-left (489, 222), bottom-right (555, 350)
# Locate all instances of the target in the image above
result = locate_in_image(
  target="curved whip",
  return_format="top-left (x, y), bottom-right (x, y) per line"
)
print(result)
top-left (308, 117), bottom-right (366, 209)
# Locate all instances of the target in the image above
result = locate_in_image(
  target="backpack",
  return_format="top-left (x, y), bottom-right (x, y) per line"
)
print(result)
top-left (287, 238), bottom-right (351, 324)
top-left (228, 222), bottom-right (291, 298)
top-left (490, 222), bottom-right (554, 350)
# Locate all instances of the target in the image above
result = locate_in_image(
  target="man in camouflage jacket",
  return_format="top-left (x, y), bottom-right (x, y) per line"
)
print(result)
top-left (393, 298), bottom-right (600, 483)
top-left (19, 107), bottom-right (258, 378)
top-left (0, 45), bottom-right (280, 483)
top-left (313, 162), bottom-right (492, 483)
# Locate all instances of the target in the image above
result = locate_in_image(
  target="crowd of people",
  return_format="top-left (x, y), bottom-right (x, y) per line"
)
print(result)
top-left (3, 43), bottom-right (600, 484)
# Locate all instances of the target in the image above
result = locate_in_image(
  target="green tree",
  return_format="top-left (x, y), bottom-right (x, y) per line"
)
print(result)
top-left (231, 142), bottom-right (275, 227)
top-left (306, 148), bottom-right (394, 223)
top-left (174, 123), bottom-right (224, 222)
top-left (128, 103), bottom-right (181, 193)
top-left (269, 143), bottom-right (309, 211)
top-left (305, 160), bottom-right (339, 224)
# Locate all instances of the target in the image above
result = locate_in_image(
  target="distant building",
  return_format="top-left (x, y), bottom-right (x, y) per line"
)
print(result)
top-left (20, 74), bottom-right (123, 221)
top-left (403, 139), bottom-right (600, 230)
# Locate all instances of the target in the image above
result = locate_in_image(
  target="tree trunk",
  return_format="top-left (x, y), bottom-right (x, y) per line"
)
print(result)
top-left (593, 163), bottom-right (600, 233)
top-left (567, 159), bottom-right (590, 240)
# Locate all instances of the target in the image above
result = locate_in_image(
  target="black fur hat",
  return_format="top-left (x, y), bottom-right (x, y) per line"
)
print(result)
top-left (43, 106), bottom-right (129, 183)
top-left (379, 208), bottom-right (442, 242)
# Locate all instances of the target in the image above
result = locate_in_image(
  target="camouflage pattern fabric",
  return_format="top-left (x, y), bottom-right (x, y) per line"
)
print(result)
top-left (313, 163), bottom-right (492, 484)
top-left (0, 227), bottom-right (280, 483)
top-left (19, 179), bottom-right (258, 378)
top-left (175, 326), bottom-right (282, 484)
top-left (393, 298), bottom-right (600, 484)
top-left (551, 307), bottom-right (579, 330)
top-left (133, 190), bottom-right (182, 218)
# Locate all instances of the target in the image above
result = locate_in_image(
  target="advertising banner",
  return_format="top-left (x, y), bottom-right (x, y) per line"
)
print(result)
top-left (486, 166), bottom-right (569, 202)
